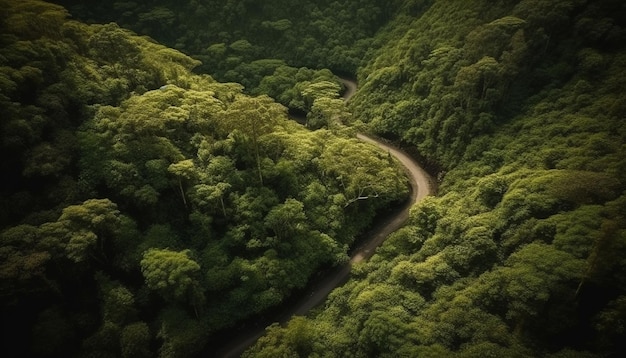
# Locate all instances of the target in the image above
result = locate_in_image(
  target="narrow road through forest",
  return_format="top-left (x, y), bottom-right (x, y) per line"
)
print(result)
top-left (213, 78), bottom-right (434, 358)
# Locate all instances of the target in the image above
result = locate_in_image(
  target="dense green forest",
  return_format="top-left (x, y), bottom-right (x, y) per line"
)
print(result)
top-left (51, 0), bottom-right (399, 102)
top-left (245, 0), bottom-right (626, 357)
top-left (0, 1), bottom-right (408, 357)
top-left (2, 0), bottom-right (626, 357)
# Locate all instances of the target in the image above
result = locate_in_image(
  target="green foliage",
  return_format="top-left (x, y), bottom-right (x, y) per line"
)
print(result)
top-left (318, 136), bottom-right (409, 211)
top-left (157, 307), bottom-right (208, 358)
top-left (141, 249), bottom-right (203, 303)
top-left (254, 65), bottom-right (343, 112)
top-left (496, 243), bottom-right (584, 320)
top-left (245, 1), bottom-right (626, 357)
top-left (120, 322), bottom-right (152, 358)
top-left (0, 5), bottom-right (358, 356)
top-left (264, 198), bottom-right (306, 240)
top-left (475, 174), bottom-right (509, 208)
top-left (307, 97), bottom-right (350, 130)
top-left (1, 3), bottom-right (415, 355)
top-left (0, 224), bottom-right (52, 300)
top-left (3, 1), bottom-right (626, 357)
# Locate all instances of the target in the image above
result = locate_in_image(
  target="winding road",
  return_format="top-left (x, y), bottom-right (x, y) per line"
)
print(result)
top-left (212, 78), bottom-right (434, 358)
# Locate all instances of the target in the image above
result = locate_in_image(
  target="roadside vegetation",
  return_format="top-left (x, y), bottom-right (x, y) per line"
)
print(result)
top-left (2, 0), bottom-right (625, 357)
top-left (0, 2), bottom-right (407, 357)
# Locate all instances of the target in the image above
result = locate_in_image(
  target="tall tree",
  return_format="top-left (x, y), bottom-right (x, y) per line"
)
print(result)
top-left (140, 248), bottom-right (205, 315)
top-left (222, 95), bottom-right (286, 185)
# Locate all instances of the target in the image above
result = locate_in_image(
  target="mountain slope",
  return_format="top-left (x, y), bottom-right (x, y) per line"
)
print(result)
top-left (246, 0), bottom-right (626, 356)
top-left (0, 2), bottom-right (408, 357)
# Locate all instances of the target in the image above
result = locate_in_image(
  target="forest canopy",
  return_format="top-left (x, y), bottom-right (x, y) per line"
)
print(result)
top-left (244, 0), bottom-right (626, 357)
top-left (2, 0), bottom-right (626, 357)
top-left (0, 1), bottom-right (408, 357)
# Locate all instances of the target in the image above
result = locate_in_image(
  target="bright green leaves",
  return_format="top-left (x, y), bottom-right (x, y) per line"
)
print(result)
top-left (94, 86), bottom-right (193, 141)
top-left (222, 95), bottom-right (286, 185)
top-left (254, 65), bottom-right (342, 112)
top-left (409, 196), bottom-right (441, 237)
top-left (318, 137), bottom-right (408, 208)
top-left (359, 306), bottom-right (412, 353)
top-left (168, 159), bottom-right (198, 207)
top-left (244, 318), bottom-right (313, 358)
top-left (307, 97), bottom-right (350, 130)
top-left (60, 199), bottom-right (121, 263)
top-left (191, 182), bottom-right (232, 216)
top-left (229, 39), bottom-right (254, 54)
top-left (88, 23), bottom-right (142, 65)
top-left (65, 230), bottom-right (98, 264)
top-left (72, 59), bottom-right (410, 344)
top-left (81, 84), bottom-right (227, 207)
top-left (140, 248), bottom-right (203, 303)
top-left (1, 1), bottom-right (419, 356)
top-left (496, 243), bottom-right (585, 321)
top-left (264, 198), bottom-right (307, 241)
top-left (59, 198), bottom-right (121, 231)
top-left (475, 174), bottom-right (509, 208)
top-left (86, 22), bottom-right (201, 91)
top-left (167, 159), bottom-right (197, 180)
top-left (301, 80), bottom-right (342, 106)
top-left (499, 169), bottom-right (621, 226)
top-left (391, 253), bottom-right (459, 296)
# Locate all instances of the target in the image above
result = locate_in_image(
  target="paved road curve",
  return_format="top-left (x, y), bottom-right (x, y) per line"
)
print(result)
top-left (213, 78), bottom-right (434, 358)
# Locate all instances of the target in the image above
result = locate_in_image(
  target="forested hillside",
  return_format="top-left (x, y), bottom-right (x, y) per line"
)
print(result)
top-left (0, 1), bottom-right (408, 357)
top-left (52, 0), bottom-right (401, 98)
top-left (246, 0), bottom-right (626, 357)
top-left (3, 0), bottom-right (626, 357)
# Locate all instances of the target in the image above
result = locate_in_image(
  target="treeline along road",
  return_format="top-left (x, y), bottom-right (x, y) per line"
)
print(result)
top-left (213, 78), bottom-right (435, 358)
